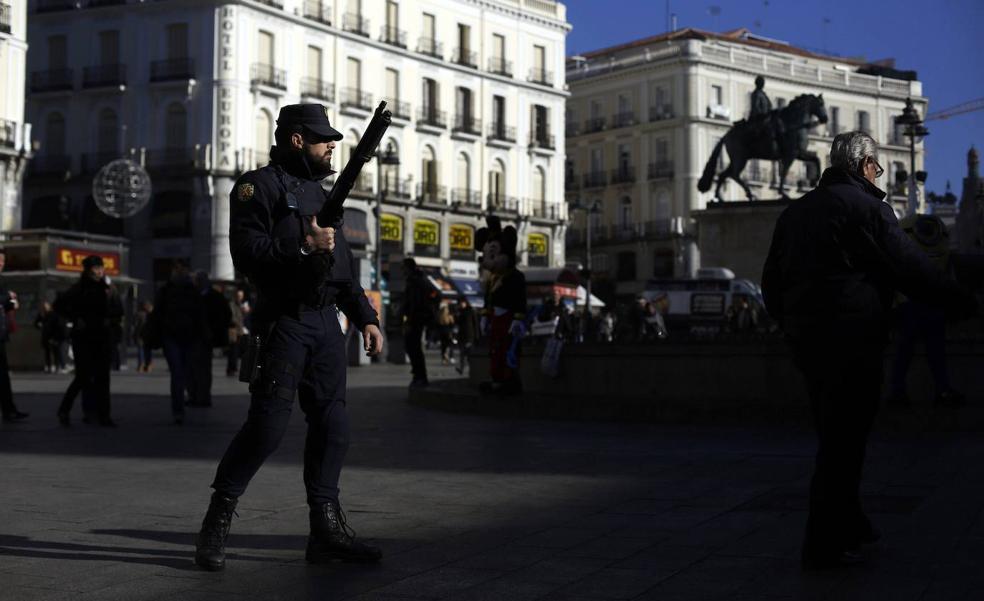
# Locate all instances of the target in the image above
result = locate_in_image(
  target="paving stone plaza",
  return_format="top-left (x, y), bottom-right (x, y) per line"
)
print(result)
top-left (1, 356), bottom-right (982, 600)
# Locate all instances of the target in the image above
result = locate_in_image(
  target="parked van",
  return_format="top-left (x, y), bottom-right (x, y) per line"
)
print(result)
top-left (641, 267), bottom-right (767, 333)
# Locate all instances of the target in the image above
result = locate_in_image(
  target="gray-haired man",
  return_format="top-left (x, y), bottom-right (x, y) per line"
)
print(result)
top-left (762, 131), bottom-right (977, 568)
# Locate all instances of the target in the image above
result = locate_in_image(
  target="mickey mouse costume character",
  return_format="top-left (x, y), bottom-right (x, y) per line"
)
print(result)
top-left (475, 217), bottom-right (527, 395)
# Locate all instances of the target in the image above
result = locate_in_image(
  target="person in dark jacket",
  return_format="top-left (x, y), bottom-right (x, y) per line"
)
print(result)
top-left (156, 261), bottom-right (207, 423)
top-left (0, 247), bottom-right (28, 423)
top-left (194, 104), bottom-right (383, 572)
top-left (190, 271), bottom-right (232, 408)
top-left (454, 296), bottom-right (478, 375)
top-left (35, 300), bottom-right (67, 373)
top-left (55, 256), bottom-right (122, 427)
top-left (402, 258), bottom-right (435, 388)
top-left (762, 131), bottom-right (977, 569)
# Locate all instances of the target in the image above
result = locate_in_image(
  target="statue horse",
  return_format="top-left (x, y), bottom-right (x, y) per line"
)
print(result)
top-left (698, 93), bottom-right (828, 200)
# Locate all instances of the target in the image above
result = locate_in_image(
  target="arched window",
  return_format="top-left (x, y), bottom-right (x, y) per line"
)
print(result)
top-left (456, 152), bottom-right (470, 196)
top-left (164, 103), bottom-right (187, 149)
top-left (44, 112), bottom-right (66, 156)
top-left (421, 145), bottom-right (438, 197)
top-left (255, 109), bottom-right (273, 164)
top-left (532, 166), bottom-right (545, 204)
top-left (96, 108), bottom-right (118, 155)
top-left (488, 158), bottom-right (506, 206)
top-left (381, 137), bottom-right (400, 194)
top-left (618, 196), bottom-right (632, 231)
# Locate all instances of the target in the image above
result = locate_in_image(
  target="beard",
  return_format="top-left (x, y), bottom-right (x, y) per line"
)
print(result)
top-left (304, 145), bottom-right (334, 177)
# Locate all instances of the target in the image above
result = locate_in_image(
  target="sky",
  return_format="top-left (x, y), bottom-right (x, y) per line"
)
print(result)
top-left (564, 0), bottom-right (984, 199)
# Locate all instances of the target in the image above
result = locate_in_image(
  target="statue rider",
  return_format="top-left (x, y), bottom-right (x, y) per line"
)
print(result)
top-left (749, 75), bottom-right (781, 157)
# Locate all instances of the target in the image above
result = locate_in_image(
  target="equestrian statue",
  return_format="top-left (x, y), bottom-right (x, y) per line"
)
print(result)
top-left (698, 77), bottom-right (828, 201)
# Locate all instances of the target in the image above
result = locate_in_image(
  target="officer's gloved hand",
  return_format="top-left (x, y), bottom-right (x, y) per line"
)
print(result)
top-left (509, 319), bottom-right (526, 338)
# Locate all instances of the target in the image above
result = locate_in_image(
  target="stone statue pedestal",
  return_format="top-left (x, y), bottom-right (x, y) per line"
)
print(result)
top-left (692, 198), bottom-right (790, 283)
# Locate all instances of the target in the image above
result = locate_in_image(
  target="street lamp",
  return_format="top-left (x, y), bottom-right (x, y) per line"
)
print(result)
top-left (895, 97), bottom-right (929, 216)
top-left (571, 198), bottom-right (601, 324)
top-left (375, 142), bottom-right (400, 292)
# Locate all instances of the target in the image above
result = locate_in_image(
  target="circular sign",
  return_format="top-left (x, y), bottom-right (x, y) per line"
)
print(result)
top-left (92, 158), bottom-right (152, 218)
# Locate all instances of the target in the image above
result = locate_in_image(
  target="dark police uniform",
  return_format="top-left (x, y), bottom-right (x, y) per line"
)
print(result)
top-left (196, 104), bottom-right (380, 571)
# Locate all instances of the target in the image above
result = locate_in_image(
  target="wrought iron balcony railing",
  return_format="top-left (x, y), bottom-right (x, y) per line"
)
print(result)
top-left (389, 100), bottom-right (411, 120)
top-left (487, 194), bottom-right (520, 213)
top-left (379, 26), bottom-right (407, 48)
top-left (528, 68), bottom-right (553, 86)
top-left (417, 183), bottom-right (447, 205)
top-left (612, 111), bottom-right (636, 128)
top-left (416, 37), bottom-right (443, 59)
top-left (342, 12), bottom-right (370, 36)
top-left (530, 132), bottom-right (555, 150)
top-left (611, 166), bottom-right (636, 184)
top-left (417, 107), bottom-right (447, 128)
top-left (31, 68), bottom-right (73, 92)
top-left (29, 154), bottom-right (71, 175)
top-left (150, 58), bottom-right (195, 82)
top-left (0, 2), bottom-right (11, 33)
top-left (649, 104), bottom-right (675, 122)
top-left (82, 64), bottom-right (126, 88)
top-left (647, 160), bottom-right (674, 179)
top-left (250, 63), bottom-right (286, 90)
top-left (0, 119), bottom-right (16, 148)
top-left (340, 87), bottom-right (372, 110)
top-left (452, 114), bottom-right (482, 136)
top-left (451, 188), bottom-right (482, 208)
top-left (487, 122), bottom-right (516, 143)
top-left (582, 171), bottom-right (607, 188)
top-left (300, 77), bottom-right (334, 102)
top-left (452, 47), bottom-right (478, 68)
top-left (487, 57), bottom-right (512, 77)
top-left (584, 117), bottom-right (606, 134)
top-left (35, 0), bottom-right (77, 13)
top-left (302, 0), bottom-right (331, 25)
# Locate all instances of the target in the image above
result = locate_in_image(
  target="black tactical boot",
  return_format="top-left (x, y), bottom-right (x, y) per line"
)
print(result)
top-left (195, 492), bottom-right (238, 571)
top-left (306, 500), bottom-right (382, 564)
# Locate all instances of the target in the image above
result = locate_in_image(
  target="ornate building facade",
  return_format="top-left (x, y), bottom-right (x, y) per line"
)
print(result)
top-left (0, 0), bottom-right (31, 231)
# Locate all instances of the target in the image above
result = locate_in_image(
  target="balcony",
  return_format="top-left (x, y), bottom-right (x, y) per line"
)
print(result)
top-left (340, 87), bottom-right (372, 111)
top-left (379, 26), bottom-right (406, 48)
top-left (584, 117), bottom-right (606, 134)
top-left (487, 122), bottom-right (516, 143)
top-left (452, 47), bottom-right (478, 69)
top-left (82, 151), bottom-right (120, 174)
top-left (29, 154), bottom-right (71, 176)
top-left (417, 107), bottom-right (447, 129)
top-left (302, 0), bottom-right (331, 25)
top-left (565, 122), bottom-right (580, 137)
top-left (564, 175), bottom-right (578, 191)
top-left (417, 183), bottom-right (447, 206)
top-left (349, 172), bottom-right (374, 198)
top-left (452, 114), bottom-right (482, 136)
top-left (612, 111), bottom-right (636, 128)
top-left (150, 58), bottom-right (195, 82)
top-left (250, 63), bottom-right (286, 90)
top-left (300, 77), bottom-right (334, 102)
top-left (487, 194), bottom-right (520, 213)
top-left (416, 37), bottom-right (443, 59)
top-left (528, 68), bottom-right (553, 86)
top-left (649, 105), bottom-right (674, 122)
top-left (451, 188), bottom-right (482, 209)
top-left (381, 178), bottom-right (412, 202)
top-left (389, 100), bottom-right (411, 121)
top-left (82, 64), bottom-right (126, 89)
top-left (487, 57), bottom-right (512, 77)
top-left (30, 68), bottom-right (73, 92)
top-left (342, 12), bottom-right (370, 37)
top-left (530, 132), bottom-right (555, 150)
top-left (647, 160), bottom-right (674, 180)
top-left (253, 0), bottom-right (284, 9)
top-left (0, 119), bottom-right (15, 148)
top-left (145, 147), bottom-right (198, 171)
top-left (35, 0), bottom-right (76, 13)
top-left (531, 201), bottom-right (562, 220)
top-left (611, 166), bottom-right (636, 185)
top-left (0, 3), bottom-right (10, 33)
top-left (582, 171), bottom-right (607, 188)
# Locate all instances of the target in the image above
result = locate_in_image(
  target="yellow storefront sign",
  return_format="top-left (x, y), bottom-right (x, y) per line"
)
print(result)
top-left (413, 219), bottom-right (440, 246)
top-left (528, 233), bottom-right (548, 257)
top-left (449, 224), bottom-right (474, 251)
top-left (380, 213), bottom-right (402, 242)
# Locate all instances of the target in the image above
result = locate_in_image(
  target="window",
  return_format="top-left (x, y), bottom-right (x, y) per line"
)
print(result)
top-left (830, 106), bottom-right (840, 135)
top-left (533, 44), bottom-right (545, 72)
top-left (857, 110), bottom-right (870, 134)
top-left (457, 23), bottom-right (470, 53)
top-left (258, 30), bottom-right (274, 66)
top-left (307, 46), bottom-right (322, 80)
top-left (44, 112), bottom-right (66, 155)
top-left (422, 78), bottom-right (438, 112)
top-left (386, 0), bottom-right (398, 29)
top-left (255, 109), bottom-right (273, 157)
top-left (47, 35), bottom-right (67, 69)
top-left (492, 95), bottom-right (506, 128)
top-left (617, 94), bottom-right (630, 115)
top-left (652, 137), bottom-right (668, 163)
top-left (616, 251), bottom-right (636, 281)
top-left (590, 100), bottom-right (601, 120)
top-left (165, 23), bottom-right (188, 59)
top-left (421, 145), bottom-right (438, 192)
top-left (617, 144), bottom-right (630, 171)
top-left (653, 249), bottom-right (674, 278)
top-left (422, 13), bottom-right (435, 41)
top-left (492, 33), bottom-right (505, 60)
top-left (655, 190), bottom-right (671, 221)
top-left (97, 108), bottom-right (118, 154)
top-left (618, 196), bottom-right (632, 230)
top-left (347, 57), bottom-right (361, 89)
top-left (385, 68), bottom-right (399, 101)
top-left (531, 104), bottom-right (549, 144)
top-left (164, 104), bottom-right (187, 149)
top-left (349, 0), bottom-right (362, 16)
top-left (590, 148), bottom-right (603, 173)
top-left (489, 159), bottom-right (505, 203)
top-left (99, 30), bottom-right (120, 65)
top-left (456, 87), bottom-right (473, 121)
top-left (711, 84), bottom-right (723, 105)
top-left (456, 152), bottom-right (470, 192)
top-left (532, 166), bottom-right (545, 204)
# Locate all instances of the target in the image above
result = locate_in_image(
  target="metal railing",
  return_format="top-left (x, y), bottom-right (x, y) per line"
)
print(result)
top-left (611, 166), bottom-right (636, 184)
top-left (612, 111), bottom-right (636, 128)
top-left (487, 57), bottom-right (512, 77)
top-left (451, 188), bottom-right (481, 208)
top-left (417, 106), bottom-right (447, 128)
top-left (530, 132), bottom-right (555, 150)
top-left (647, 160), bottom-right (674, 179)
top-left (150, 58), bottom-right (194, 82)
top-left (379, 25), bottom-right (406, 48)
top-left (31, 69), bottom-right (73, 92)
top-left (390, 100), bottom-right (411, 120)
top-left (584, 117), bottom-right (606, 133)
top-left (302, 0), bottom-right (331, 25)
top-left (252, 0), bottom-right (283, 8)
top-left (487, 122), bottom-right (516, 142)
top-left (564, 175), bottom-right (578, 191)
top-left (342, 12), bottom-right (370, 36)
top-left (528, 68), bottom-right (553, 86)
top-left (0, 119), bottom-right (15, 148)
top-left (416, 37), bottom-right (443, 59)
top-left (582, 171), bottom-right (607, 188)
top-left (300, 77), bottom-right (334, 101)
top-left (453, 114), bottom-right (481, 135)
top-left (340, 87), bottom-right (372, 110)
top-left (82, 64), bottom-right (126, 88)
top-left (0, 3), bottom-right (11, 33)
top-left (417, 183), bottom-right (447, 205)
top-left (452, 47), bottom-right (477, 68)
top-left (250, 63), bottom-right (286, 90)
top-left (487, 195), bottom-right (520, 213)
top-left (35, 0), bottom-right (77, 13)
top-left (29, 154), bottom-right (71, 175)
top-left (531, 201), bottom-right (562, 220)
top-left (649, 105), bottom-right (675, 121)
top-left (565, 122), bottom-right (580, 137)
top-left (381, 178), bottom-right (412, 201)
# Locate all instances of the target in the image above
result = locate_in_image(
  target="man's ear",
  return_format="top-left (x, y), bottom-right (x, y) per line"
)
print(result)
top-left (290, 131), bottom-right (305, 150)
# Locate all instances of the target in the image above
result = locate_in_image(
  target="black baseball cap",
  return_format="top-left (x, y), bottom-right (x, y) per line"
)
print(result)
top-left (277, 104), bottom-right (343, 141)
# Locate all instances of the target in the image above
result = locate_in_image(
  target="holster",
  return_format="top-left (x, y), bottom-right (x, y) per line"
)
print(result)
top-left (237, 321), bottom-right (276, 385)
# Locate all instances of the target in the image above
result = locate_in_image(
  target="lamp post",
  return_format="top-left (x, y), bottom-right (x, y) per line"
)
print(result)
top-left (571, 199), bottom-right (601, 328)
top-left (895, 97), bottom-right (929, 216)
top-left (375, 142), bottom-right (400, 293)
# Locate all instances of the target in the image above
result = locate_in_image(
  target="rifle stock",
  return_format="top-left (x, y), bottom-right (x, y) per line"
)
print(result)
top-left (317, 101), bottom-right (392, 226)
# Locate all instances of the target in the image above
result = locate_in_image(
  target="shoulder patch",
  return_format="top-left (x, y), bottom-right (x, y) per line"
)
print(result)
top-left (237, 183), bottom-right (255, 202)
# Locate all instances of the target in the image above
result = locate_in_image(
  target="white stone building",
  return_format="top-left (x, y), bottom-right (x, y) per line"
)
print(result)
top-left (0, 0), bottom-right (31, 231)
top-left (564, 28), bottom-right (926, 302)
top-left (24, 0), bottom-right (570, 286)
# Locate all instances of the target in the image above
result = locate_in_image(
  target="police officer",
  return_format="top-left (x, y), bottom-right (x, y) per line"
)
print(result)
top-left (194, 104), bottom-right (384, 571)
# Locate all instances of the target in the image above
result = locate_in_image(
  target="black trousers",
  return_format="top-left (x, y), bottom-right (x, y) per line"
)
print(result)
top-left (59, 337), bottom-right (112, 419)
top-left (211, 306), bottom-right (349, 506)
top-left (795, 342), bottom-right (882, 557)
top-left (405, 322), bottom-right (427, 380)
top-left (190, 341), bottom-right (214, 406)
top-left (0, 343), bottom-right (20, 417)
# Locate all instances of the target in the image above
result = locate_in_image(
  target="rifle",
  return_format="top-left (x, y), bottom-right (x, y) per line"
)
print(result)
top-left (317, 101), bottom-right (392, 227)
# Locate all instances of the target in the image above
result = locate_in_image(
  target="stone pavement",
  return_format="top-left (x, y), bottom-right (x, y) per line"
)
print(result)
top-left (1, 354), bottom-right (983, 600)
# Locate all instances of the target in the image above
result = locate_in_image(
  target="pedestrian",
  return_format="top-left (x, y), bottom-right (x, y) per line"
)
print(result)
top-left (436, 302), bottom-right (455, 365)
top-left (226, 289), bottom-right (251, 377)
top-left (454, 297), bottom-right (477, 375)
top-left (132, 300), bottom-right (154, 372)
top-left (34, 300), bottom-right (67, 373)
top-left (108, 282), bottom-right (125, 371)
top-left (402, 257), bottom-right (435, 388)
top-left (155, 261), bottom-right (206, 423)
top-left (762, 131), bottom-right (977, 569)
top-left (192, 271), bottom-right (232, 408)
top-left (0, 247), bottom-right (28, 423)
top-left (597, 310), bottom-right (614, 343)
top-left (193, 103), bottom-right (383, 571)
top-left (54, 255), bottom-right (121, 427)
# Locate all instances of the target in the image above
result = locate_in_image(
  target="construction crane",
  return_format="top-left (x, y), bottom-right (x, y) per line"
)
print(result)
top-left (925, 97), bottom-right (984, 122)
